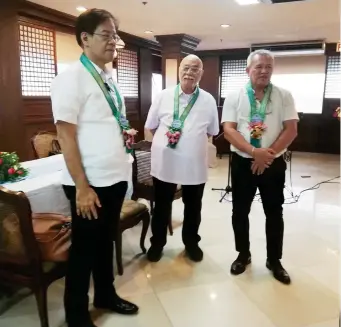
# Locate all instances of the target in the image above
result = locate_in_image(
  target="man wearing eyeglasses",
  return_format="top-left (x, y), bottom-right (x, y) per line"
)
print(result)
top-left (221, 49), bottom-right (299, 285)
top-left (145, 55), bottom-right (219, 263)
top-left (51, 8), bottom-right (138, 327)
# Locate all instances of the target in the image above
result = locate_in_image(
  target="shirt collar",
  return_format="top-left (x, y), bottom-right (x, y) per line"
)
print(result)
top-left (179, 85), bottom-right (197, 96)
top-left (90, 60), bottom-right (112, 80)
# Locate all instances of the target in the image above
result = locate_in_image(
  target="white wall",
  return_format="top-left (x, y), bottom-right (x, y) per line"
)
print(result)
top-left (55, 31), bottom-right (116, 75)
top-left (272, 55), bottom-right (326, 114)
top-left (55, 32), bottom-right (81, 74)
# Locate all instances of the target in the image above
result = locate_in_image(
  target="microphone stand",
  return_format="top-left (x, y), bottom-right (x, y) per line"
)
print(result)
top-left (211, 133), bottom-right (233, 202)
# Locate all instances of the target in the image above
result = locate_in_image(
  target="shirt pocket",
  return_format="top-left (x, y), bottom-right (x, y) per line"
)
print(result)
top-left (237, 94), bottom-right (251, 121)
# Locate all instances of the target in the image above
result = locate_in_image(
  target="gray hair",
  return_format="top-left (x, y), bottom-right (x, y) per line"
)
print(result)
top-left (247, 49), bottom-right (274, 68)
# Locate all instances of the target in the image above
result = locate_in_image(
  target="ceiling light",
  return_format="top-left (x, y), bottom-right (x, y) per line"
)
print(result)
top-left (221, 24), bottom-right (231, 28)
top-left (144, 30), bottom-right (153, 34)
top-left (76, 6), bottom-right (87, 12)
top-left (234, 0), bottom-right (260, 5)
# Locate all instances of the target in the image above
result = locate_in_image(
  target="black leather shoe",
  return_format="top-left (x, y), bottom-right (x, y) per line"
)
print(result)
top-left (94, 296), bottom-right (139, 315)
top-left (185, 245), bottom-right (204, 262)
top-left (266, 259), bottom-right (291, 285)
top-left (230, 252), bottom-right (251, 275)
top-left (147, 246), bottom-right (163, 262)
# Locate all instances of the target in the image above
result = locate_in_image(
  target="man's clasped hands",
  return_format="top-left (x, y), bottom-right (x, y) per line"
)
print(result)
top-left (251, 147), bottom-right (276, 175)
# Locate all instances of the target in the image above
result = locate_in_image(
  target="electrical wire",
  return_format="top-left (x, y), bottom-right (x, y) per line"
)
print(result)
top-left (280, 175), bottom-right (340, 205)
top-left (217, 151), bottom-right (340, 204)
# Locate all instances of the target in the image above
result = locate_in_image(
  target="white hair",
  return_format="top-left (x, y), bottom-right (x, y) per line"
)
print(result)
top-left (247, 49), bottom-right (274, 68)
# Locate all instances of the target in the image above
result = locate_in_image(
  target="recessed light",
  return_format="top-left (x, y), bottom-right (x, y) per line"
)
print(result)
top-left (221, 24), bottom-right (231, 28)
top-left (235, 0), bottom-right (259, 5)
top-left (144, 30), bottom-right (153, 34)
top-left (76, 6), bottom-right (87, 12)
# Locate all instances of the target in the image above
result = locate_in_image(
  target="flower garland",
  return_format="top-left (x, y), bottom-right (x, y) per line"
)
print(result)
top-left (0, 152), bottom-right (29, 183)
top-left (166, 128), bottom-right (181, 148)
top-left (248, 121), bottom-right (267, 140)
top-left (122, 128), bottom-right (137, 150)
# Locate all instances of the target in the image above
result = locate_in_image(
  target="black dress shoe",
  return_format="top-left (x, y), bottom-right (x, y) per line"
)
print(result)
top-left (185, 245), bottom-right (204, 262)
top-left (147, 246), bottom-right (163, 262)
top-left (266, 259), bottom-right (291, 285)
top-left (230, 252), bottom-right (251, 275)
top-left (94, 295), bottom-right (139, 315)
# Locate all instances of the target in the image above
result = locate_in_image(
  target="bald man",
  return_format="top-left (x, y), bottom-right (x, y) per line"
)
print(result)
top-left (145, 55), bottom-right (219, 262)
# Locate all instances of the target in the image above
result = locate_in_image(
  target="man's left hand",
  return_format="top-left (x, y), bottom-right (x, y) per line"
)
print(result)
top-left (251, 161), bottom-right (272, 175)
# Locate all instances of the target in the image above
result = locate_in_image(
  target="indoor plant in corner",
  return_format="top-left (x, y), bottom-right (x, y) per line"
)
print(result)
top-left (0, 152), bottom-right (28, 183)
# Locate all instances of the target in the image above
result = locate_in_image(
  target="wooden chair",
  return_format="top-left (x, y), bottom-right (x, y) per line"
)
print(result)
top-left (131, 140), bottom-right (182, 236)
top-left (31, 131), bottom-right (61, 159)
top-left (115, 200), bottom-right (150, 276)
top-left (0, 186), bottom-right (67, 327)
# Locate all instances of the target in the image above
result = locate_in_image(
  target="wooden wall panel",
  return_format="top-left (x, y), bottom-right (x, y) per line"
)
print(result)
top-left (139, 48), bottom-right (152, 121)
top-left (125, 98), bottom-right (140, 122)
top-left (22, 96), bottom-right (147, 160)
top-left (0, 1), bottom-right (159, 161)
top-left (22, 97), bottom-right (55, 159)
top-left (0, 1), bottom-right (27, 159)
top-left (199, 56), bottom-right (220, 103)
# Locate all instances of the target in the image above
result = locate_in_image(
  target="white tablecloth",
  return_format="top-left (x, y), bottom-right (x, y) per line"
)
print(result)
top-left (1, 154), bottom-right (134, 216)
top-left (2, 155), bottom-right (71, 216)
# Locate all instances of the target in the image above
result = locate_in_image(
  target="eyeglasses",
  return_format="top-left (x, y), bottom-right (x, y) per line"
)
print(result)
top-left (181, 66), bottom-right (202, 74)
top-left (92, 33), bottom-right (121, 42)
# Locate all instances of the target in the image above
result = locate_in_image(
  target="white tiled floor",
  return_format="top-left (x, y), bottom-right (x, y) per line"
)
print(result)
top-left (0, 152), bottom-right (340, 327)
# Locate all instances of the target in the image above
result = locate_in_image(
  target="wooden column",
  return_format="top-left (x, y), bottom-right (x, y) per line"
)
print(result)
top-left (155, 34), bottom-right (200, 89)
top-left (0, 0), bottom-right (27, 159)
top-left (139, 48), bottom-right (152, 122)
top-left (199, 56), bottom-right (220, 103)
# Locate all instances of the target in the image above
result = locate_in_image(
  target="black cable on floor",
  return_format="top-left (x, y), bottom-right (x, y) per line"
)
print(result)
top-left (281, 175), bottom-right (340, 205)
top-left (217, 150), bottom-right (340, 204)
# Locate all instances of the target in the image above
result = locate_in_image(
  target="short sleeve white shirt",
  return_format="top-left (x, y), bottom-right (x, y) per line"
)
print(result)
top-left (145, 86), bottom-right (219, 185)
top-left (221, 84), bottom-right (299, 158)
top-left (50, 60), bottom-right (131, 187)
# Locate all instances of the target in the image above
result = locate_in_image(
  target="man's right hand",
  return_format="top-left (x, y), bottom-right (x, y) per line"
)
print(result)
top-left (252, 148), bottom-right (276, 167)
top-left (76, 186), bottom-right (101, 220)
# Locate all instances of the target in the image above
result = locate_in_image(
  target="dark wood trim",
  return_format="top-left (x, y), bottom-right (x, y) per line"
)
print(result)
top-left (199, 56), bottom-right (220, 103)
top-left (139, 48), bottom-right (152, 121)
top-left (0, 0), bottom-right (27, 159)
top-left (19, 1), bottom-right (160, 50)
top-left (322, 55), bottom-right (328, 98)
top-left (119, 31), bottom-right (160, 51)
top-left (18, 15), bottom-right (74, 34)
top-left (156, 34), bottom-right (201, 55)
top-left (325, 42), bottom-right (339, 56)
top-left (196, 47), bottom-right (250, 59)
top-left (18, 19), bottom-right (58, 79)
top-left (18, 0), bottom-right (75, 33)
top-left (152, 54), bottom-right (162, 74)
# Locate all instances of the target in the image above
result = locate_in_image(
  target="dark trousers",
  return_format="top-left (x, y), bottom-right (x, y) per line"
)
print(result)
top-left (63, 182), bottom-right (127, 323)
top-left (150, 177), bottom-right (205, 249)
top-left (231, 153), bottom-right (286, 261)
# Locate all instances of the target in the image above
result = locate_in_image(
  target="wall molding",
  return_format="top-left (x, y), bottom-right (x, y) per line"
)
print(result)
top-left (20, 1), bottom-right (161, 51)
